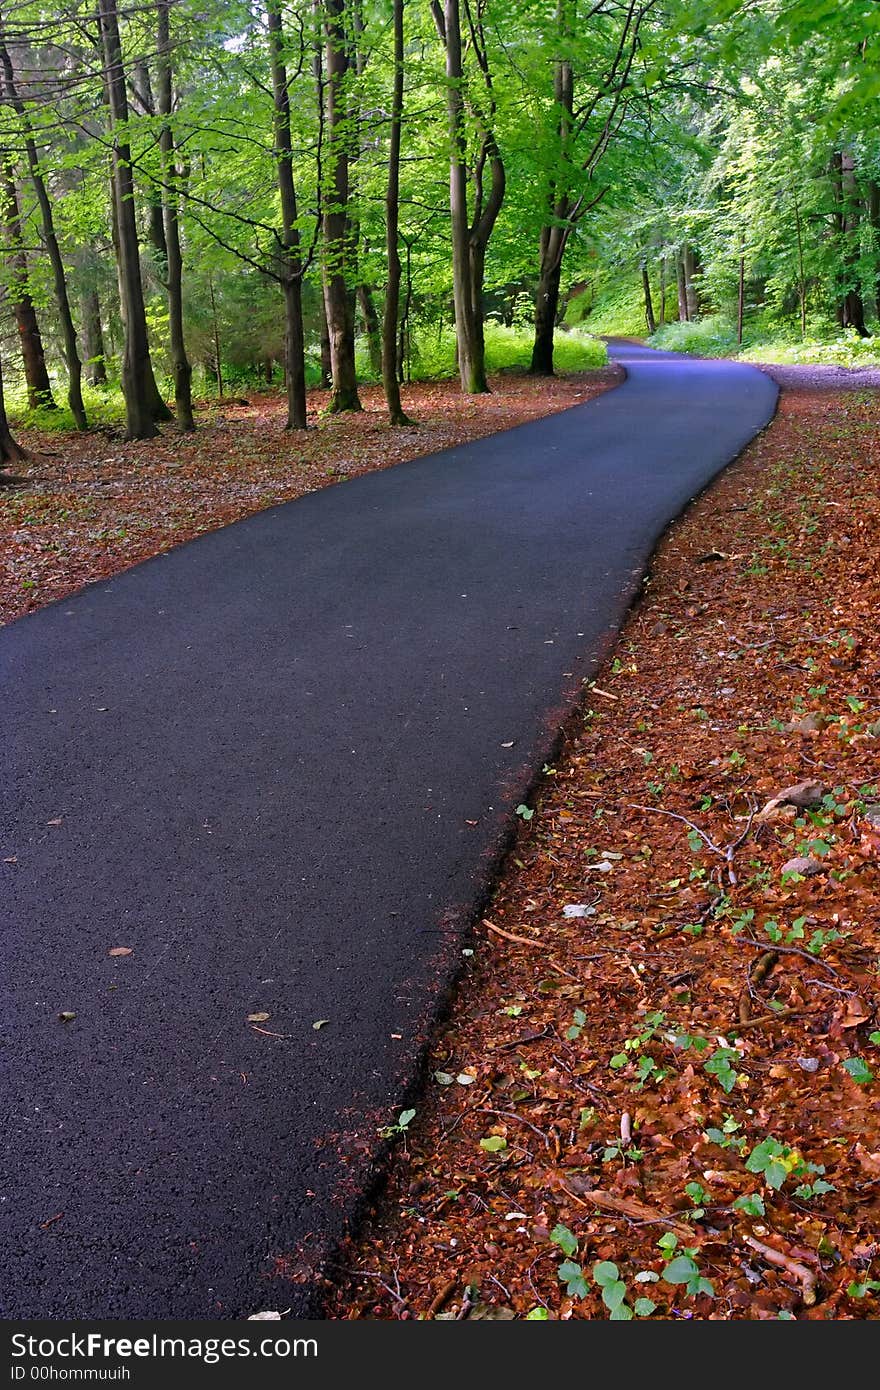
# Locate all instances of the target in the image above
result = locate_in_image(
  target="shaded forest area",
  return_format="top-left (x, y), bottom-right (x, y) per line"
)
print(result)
top-left (0, 0), bottom-right (877, 475)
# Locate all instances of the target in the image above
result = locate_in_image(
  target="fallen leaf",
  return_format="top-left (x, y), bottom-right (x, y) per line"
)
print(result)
top-left (108, 946), bottom-right (133, 957)
top-left (247, 1011), bottom-right (270, 1023)
top-left (313, 1019), bottom-right (330, 1030)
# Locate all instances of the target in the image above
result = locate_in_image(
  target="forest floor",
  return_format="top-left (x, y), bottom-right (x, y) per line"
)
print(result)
top-left (327, 377), bottom-right (880, 1321)
top-left (0, 368), bottom-right (620, 626)
top-left (4, 365), bottom-right (879, 1321)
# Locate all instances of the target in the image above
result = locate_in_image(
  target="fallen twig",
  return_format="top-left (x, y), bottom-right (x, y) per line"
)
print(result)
top-left (482, 918), bottom-right (543, 947)
top-left (561, 1185), bottom-right (695, 1241)
top-left (743, 1235), bottom-right (818, 1306)
top-left (426, 1278), bottom-right (457, 1319)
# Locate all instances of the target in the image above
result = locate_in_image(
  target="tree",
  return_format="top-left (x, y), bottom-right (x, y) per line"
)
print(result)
top-left (156, 0), bottom-right (195, 430)
top-left (266, 0), bottom-right (308, 429)
top-left (382, 0), bottom-right (412, 425)
top-left (322, 0), bottom-right (361, 412)
top-left (97, 0), bottom-right (170, 438)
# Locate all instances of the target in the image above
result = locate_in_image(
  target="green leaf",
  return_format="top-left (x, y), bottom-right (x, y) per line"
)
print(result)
top-left (480, 1135), bottom-right (507, 1152)
top-left (550, 1223), bottom-right (578, 1258)
top-left (634, 1297), bottom-right (656, 1316)
top-left (663, 1255), bottom-right (700, 1284)
top-left (557, 1260), bottom-right (589, 1299)
top-left (398, 1109), bottom-right (416, 1128)
top-left (592, 1260), bottom-right (620, 1287)
top-left (601, 1280), bottom-right (628, 1311)
top-left (843, 1057), bottom-right (874, 1085)
top-left (525, 1306), bottom-right (549, 1320)
top-left (733, 1193), bottom-right (765, 1217)
top-left (609, 1302), bottom-right (634, 1320)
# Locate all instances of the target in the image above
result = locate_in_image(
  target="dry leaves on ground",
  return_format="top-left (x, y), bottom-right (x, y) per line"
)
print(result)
top-left (330, 385), bottom-right (880, 1321)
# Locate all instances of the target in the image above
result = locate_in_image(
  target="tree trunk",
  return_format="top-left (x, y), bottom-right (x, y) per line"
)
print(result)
top-left (641, 260), bottom-right (656, 335)
top-left (82, 288), bottom-right (108, 384)
top-left (682, 243), bottom-right (698, 320)
top-left (659, 256), bottom-right (667, 325)
top-left (357, 284), bottom-right (382, 378)
top-left (868, 180), bottom-right (880, 322)
top-left (319, 297), bottom-right (332, 388)
top-left (382, 0), bottom-right (412, 425)
top-left (531, 252), bottom-right (562, 376)
top-left (0, 39), bottom-right (87, 429)
top-left (267, 0), bottom-right (307, 429)
top-left (98, 0), bottom-right (167, 437)
top-left (840, 152), bottom-right (868, 336)
top-left (442, 0), bottom-right (487, 393)
top-left (737, 239), bottom-right (745, 346)
top-left (675, 251), bottom-right (688, 321)
top-left (0, 346), bottom-right (27, 480)
top-left (2, 167), bottom-right (55, 409)
top-left (793, 188), bottom-right (807, 339)
top-left (322, 0), bottom-right (361, 412)
top-left (157, 0), bottom-right (194, 430)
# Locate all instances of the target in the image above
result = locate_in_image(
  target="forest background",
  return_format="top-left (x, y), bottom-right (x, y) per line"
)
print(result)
top-left (0, 0), bottom-right (877, 461)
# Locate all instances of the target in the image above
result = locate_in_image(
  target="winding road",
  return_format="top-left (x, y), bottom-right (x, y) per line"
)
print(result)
top-left (1, 344), bottom-right (778, 1317)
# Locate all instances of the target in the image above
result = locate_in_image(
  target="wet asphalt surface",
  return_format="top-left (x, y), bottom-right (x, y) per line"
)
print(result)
top-left (1, 344), bottom-right (778, 1317)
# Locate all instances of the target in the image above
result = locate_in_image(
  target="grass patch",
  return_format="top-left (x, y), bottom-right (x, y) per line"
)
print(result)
top-left (408, 323), bottom-right (607, 380)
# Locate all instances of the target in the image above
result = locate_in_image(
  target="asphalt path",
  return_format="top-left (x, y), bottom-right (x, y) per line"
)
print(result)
top-left (1, 343), bottom-right (778, 1317)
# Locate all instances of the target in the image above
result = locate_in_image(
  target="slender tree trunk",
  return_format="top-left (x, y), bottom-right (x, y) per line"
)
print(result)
top-left (207, 270), bottom-right (223, 398)
top-left (382, 0), bottom-right (412, 425)
top-left (868, 180), bottom-right (880, 323)
top-left (682, 243), bottom-right (698, 320)
top-left (793, 189), bottom-right (807, 339)
top-left (0, 346), bottom-right (27, 479)
top-left (0, 36), bottom-right (88, 427)
top-left (443, 0), bottom-right (486, 393)
top-left (157, 0), bottom-right (194, 430)
top-left (675, 251), bottom-right (688, 321)
top-left (641, 260), bottom-right (656, 335)
top-left (267, 0), bottom-right (308, 429)
top-left (737, 238), bottom-right (745, 346)
top-left (322, 0), bottom-right (361, 412)
top-left (98, 0), bottom-right (167, 437)
top-left (531, 236), bottom-right (563, 375)
top-left (319, 297), bottom-right (332, 388)
top-left (2, 167), bottom-right (55, 409)
top-left (357, 284), bottom-right (382, 377)
top-left (659, 256), bottom-right (667, 325)
top-left (81, 288), bottom-right (107, 384)
top-left (840, 152), bottom-right (868, 336)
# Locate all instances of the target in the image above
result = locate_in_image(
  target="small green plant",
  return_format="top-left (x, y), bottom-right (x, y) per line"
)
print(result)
top-left (842, 1057), bottom-right (874, 1085)
top-left (657, 1233), bottom-right (714, 1298)
top-left (704, 1115), bottom-right (747, 1153)
top-left (378, 1107), bottom-right (416, 1140)
top-left (566, 1007), bottom-right (587, 1041)
top-left (590, 1261), bottom-right (656, 1319)
top-left (515, 803), bottom-right (534, 821)
top-left (733, 1192), bottom-right (766, 1217)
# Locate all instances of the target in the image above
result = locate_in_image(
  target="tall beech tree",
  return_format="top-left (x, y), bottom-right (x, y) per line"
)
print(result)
top-left (322, 0), bottom-right (361, 412)
top-left (382, 0), bottom-right (411, 425)
top-left (97, 0), bottom-right (170, 438)
top-left (1, 166), bottom-right (55, 409)
top-left (530, 0), bottom-right (651, 375)
top-left (0, 21), bottom-right (87, 428)
top-left (267, 0), bottom-right (308, 430)
top-left (156, 0), bottom-right (194, 429)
